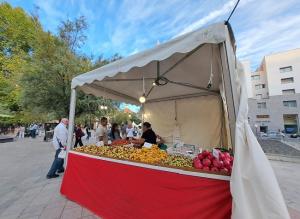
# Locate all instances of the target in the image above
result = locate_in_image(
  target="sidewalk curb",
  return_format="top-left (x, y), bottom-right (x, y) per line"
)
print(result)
top-left (281, 140), bottom-right (300, 152)
top-left (267, 154), bottom-right (300, 163)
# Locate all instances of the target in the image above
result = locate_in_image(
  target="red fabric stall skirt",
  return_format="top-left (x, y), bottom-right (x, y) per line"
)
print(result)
top-left (61, 151), bottom-right (232, 219)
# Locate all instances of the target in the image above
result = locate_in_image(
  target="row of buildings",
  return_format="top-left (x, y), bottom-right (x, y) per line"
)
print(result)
top-left (243, 48), bottom-right (300, 135)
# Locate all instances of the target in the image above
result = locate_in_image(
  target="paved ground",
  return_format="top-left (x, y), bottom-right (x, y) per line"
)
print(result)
top-left (0, 137), bottom-right (100, 219)
top-left (271, 160), bottom-right (300, 218)
top-left (259, 139), bottom-right (300, 157)
top-left (0, 137), bottom-right (299, 218)
top-left (283, 138), bottom-right (300, 151)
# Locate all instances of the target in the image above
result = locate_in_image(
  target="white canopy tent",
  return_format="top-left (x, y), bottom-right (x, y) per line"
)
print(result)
top-left (68, 22), bottom-right (289, 218)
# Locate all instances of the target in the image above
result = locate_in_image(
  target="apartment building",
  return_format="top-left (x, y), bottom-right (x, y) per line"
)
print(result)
top-left (246, 48), bottom-right (300, 134)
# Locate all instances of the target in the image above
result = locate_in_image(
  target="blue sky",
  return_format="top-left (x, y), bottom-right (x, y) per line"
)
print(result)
top-left (3, 0), bottom-right (300, 69)
top-left (2, 0), bottom-right (300, 112)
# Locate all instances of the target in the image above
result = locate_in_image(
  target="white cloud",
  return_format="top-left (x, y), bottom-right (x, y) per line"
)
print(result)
top-left (176, 0), bottom-right (236, 36)
top-left (235, 0), bottom-right (300, 68)
top-left (30, 0), bottom-right (300, 70)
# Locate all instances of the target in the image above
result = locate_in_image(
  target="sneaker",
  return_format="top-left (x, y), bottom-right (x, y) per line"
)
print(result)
top-left (46, 174), bottom-right (60, 179)
top-left (57, 169), bottom-right (64, 173)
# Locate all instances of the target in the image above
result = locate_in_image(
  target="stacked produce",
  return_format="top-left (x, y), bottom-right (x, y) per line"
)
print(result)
top-left (73, 146), bottom-right (232, 175)
top-left (111, 139), bottom-right (131, 146)
top-left (161, 155), bottom-right (193, 168)
top-left (193, 150), bottom-right (233, 175)
top-left (74, 145), bottom-right (168, 164)
top-left (129, 145), bottom-right (168, 164)
top-left (74, 145), bottom-right (135, 159)
top-left (73, 145), bottom-right (192, 169)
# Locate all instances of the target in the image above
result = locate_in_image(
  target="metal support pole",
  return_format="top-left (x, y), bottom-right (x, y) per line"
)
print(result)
top-left (66, 88), bottom-right (76, 164)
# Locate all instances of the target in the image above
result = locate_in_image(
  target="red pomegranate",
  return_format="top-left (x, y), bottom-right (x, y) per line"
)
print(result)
top-left (202, 158), bottom-right (212, 167)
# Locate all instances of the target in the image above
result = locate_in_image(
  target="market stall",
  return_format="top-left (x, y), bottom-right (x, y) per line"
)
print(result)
top-left (61, 22), bottom-right (289, 219)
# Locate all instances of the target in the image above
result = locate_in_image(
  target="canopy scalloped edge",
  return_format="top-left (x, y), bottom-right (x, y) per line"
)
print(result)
top-left (71, 22), bottom-right (227, 89)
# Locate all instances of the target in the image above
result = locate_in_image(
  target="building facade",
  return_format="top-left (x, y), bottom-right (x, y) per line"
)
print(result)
top-left (246, 48), bottom-right (300, 134)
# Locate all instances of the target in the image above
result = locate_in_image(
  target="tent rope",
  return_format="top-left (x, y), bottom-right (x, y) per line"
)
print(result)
top-left (225, 0), bottom-right (240, 24)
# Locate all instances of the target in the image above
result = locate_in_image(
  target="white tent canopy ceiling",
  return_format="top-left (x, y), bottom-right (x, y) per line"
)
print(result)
top-left (70, 22), bottom-right (238, 150)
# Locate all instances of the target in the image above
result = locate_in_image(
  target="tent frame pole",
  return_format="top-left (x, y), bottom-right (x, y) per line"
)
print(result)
top-left (66, 88), bottom-right (77, 163)
top-left (219, 35), bottom-right (239, 151)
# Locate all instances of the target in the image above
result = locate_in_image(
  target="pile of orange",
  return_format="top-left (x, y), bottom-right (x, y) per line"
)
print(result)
top-left (129, 145), bottom-right (168, 164)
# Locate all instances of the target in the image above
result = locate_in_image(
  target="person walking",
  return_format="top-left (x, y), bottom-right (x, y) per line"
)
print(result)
top-left (29, 123), bottom-right (38, 138)
top-left (46, 118), bottom-right (68, 179)
top-left (19, 125), bottom-right (25, 139)
top-left (74, 124), bottom-right (84, 148)
top-left (85, 125), bottom-right (91, 140)
top-left (14, 125), bottom-right (20, 138)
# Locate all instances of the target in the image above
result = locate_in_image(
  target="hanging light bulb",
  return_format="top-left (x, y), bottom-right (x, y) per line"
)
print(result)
top-left (139, 95), bottom-right (146, 103)
top-left (152, 81), bottom-right (156, 86)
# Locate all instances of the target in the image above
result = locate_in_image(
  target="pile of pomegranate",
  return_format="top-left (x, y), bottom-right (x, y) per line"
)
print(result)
top-left (193, 150), bottom-right (233, 175)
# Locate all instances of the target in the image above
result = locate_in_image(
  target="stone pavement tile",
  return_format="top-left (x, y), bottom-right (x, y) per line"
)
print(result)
top-left (61, 207), bottom-right (82, 219)
top-left (41, 182), bottom-right (61, 193)
top-left (49, 193), bottom-right (66, 203)
top-left (82, 215), bottom-right (101, 219)
top-left (0, 213), bottom-right (20, 219)
top-left (18, 204), bottom-right (45, 218)
top-left (0, 202), bottom-right (28, 217)
top-left (22, 187), bottom-right (44, 198)
top-left (39, 206), bottom-right (64, 219)
top-left (19, 216), bottom-right (39, 219)
top-left (46, 200), bottom-right (67, 210)
top-left (289, 207), bottom-right (300, 219)
top-left (82, 208), bottom-right (94, 217)
top-left (19, 177), bottom-right (42, 190)
top-left (65, 200), bottom-right (81, 209)
top-left (29, 197), bottom-right (51, 207)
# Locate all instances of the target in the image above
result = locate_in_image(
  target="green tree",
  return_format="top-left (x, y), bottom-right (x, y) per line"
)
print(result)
top-left (1, 3), bottom-right (124, 124)
top-left (22, 30), bottom-right (92, 118)
top-left (0, 2), bottom-right (42, 113)
top-left (58, 16), bottom-right (87, 53)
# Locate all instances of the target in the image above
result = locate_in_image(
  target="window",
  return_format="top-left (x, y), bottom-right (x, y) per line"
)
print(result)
top-left (251, 75), bottom-right (260, 80)
top-left (280, 66), bottom-right (293, 73)
top-left (256, 94), bottom-right (262, 99)
top-left (257, 102), bottom-right (267, 109)
top-left (255, 84), bottom-right (266, 90)
top-left (282, 89), bottom-right (295, 95)
top-left (281, 77), bottom-right (294, 84)
top-left (283, 100), bottom-right (297, 107)
top-left (256, 115), bottom-right (270, 119)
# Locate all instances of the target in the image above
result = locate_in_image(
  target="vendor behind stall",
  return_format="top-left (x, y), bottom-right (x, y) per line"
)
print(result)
top-left (97, 117), bottom-right (108, 145)
top-left (131, 122), bottom-right (156, 147)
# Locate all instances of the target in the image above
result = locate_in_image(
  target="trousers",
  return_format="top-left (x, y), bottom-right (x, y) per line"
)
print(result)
top-left (47, 148), bottom-right (64, 176)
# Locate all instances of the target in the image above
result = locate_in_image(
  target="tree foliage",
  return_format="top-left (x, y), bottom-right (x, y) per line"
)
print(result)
top-left (58, 16), bottom-right (88, 53)
top-left (0, 2), bottom-right (42, 112)
top-left (0, 2), bottom-right (133, 125)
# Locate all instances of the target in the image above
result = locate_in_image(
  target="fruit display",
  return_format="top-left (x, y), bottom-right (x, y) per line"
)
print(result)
top-left (74, 145), bottom-right (135, 159)
top-left (111, 139), bottom-right (131, 146)
top-left (193, 150), bottom-right (234, 175)
top-left (129, 145), bottom-right (168, 164)
top-left (73, 145), bottom-right (232, 176)
top-left (161, 155), bottom-right (193, 168)
top-left (74, 145), bottom-right (167, 164)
